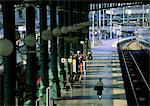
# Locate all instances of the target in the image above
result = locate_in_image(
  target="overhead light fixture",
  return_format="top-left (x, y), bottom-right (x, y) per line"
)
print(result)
top-left (52, 27), bottom-right (61, 37)
top-left (68, 25), bottom-right (76, 33)
top-left (0, 39), bottom-right (14, 56)
top-left (41, 29), bottom-right (52, 40)
top-left (24, 34), bottom-right (36, 47)
top-left (61, 26), bottom-right (68, 34)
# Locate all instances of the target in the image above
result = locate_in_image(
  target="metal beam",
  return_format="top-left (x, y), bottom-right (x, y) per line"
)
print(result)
top-left (90, 2), bottom-right (148, 11)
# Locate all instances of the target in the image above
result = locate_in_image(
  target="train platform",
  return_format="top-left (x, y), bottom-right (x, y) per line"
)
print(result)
top-left (54, 38), bottom-right (127, 106)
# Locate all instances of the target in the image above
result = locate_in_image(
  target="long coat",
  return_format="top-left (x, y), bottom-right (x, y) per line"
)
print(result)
top-left (96, 81), bottom-right (103, 95)
top-left (97, 86), bottom-right (103, 95)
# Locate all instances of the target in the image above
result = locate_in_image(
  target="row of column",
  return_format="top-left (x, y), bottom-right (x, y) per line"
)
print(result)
top-left (1, 0), bottom-right (89, 106)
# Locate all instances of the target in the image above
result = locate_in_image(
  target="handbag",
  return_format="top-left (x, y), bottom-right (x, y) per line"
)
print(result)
top-left (94, 86), bottom-right (98, 90)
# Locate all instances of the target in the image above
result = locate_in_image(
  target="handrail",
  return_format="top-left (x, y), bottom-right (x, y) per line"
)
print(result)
top-left (46, 87), bottom-right (50, 106)
top-left (46, 87), bottom-right (55, 106)
top-left (121, 50), bottom-right (139, 106)
top-left (35, 97), bottom-right (41, 106)
top-left (129, 51), bottom-right (150, 91)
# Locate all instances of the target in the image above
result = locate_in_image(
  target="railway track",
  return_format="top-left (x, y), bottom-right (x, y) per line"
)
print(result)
top-left (118, 41), bottom-right (150, 106)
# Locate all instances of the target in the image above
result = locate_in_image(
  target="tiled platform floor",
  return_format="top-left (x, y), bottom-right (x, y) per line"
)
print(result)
top-left (54, 39), bottom-right (127, 106)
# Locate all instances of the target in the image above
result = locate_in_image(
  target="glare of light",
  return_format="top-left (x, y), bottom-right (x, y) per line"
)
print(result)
top-left (18, 25), bottom-right (26, 31)
top-left (138, 35), bottom-right (143, 39)
top-left (80, 41), bottom-right (84, 44)
top-left (112, 41), bottom-right (118, 48)
top-left (94, 31), bottom-right (98, 35)
top-left (93, 11), bottom-right (95, 14)
top-left (106, 9), bottom-right (113, 14)
top-left (77, 50), bottom-right (80, 54)
top-left (23, 60), bottom-right (27, 65)
top-left (146, 9), bottom-right (149, 13)
top-left (134, 30), bottom-right (138, 34)
top-left (116, 30), bottom-right (122, 36)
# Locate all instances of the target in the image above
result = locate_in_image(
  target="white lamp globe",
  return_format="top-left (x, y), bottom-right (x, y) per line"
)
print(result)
top-left (79, 23), bottom-right (83, 27)
top-left (76, 23), bottom-right (82, 29)
top-left (72, 24), bottom-right (78, 32)
top-left (82, 22), bottom-right (87, 26)
top-left (0, 39), bottom-right (14, 56)
top-left (82, 22), bottom-right (86, 26)
top-left (68, 25), bottom-right (75, 32)
top-left (41, 30), bottom-right (52, 40)
top-left (82, 28), bottom-right (89, 34)
top-left (24, 34), bottom-right (36, 47)
top-left (75, 24), bottom-right (82, 30)
top-left (84, 21), bottom-right (88, 26)
top-left (61, 26), bottom-right (68, 34)
top-left (52, 27), bottom-right (61, 37)
top-left (79, 23), bottom-right (85, 29)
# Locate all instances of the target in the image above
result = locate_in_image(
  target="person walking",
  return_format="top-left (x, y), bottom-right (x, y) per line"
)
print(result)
top-left (96, 78), bottom-right (104, 99)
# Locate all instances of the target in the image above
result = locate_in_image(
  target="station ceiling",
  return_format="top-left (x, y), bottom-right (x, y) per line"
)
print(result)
top-left (0, 0), bottom-right (149, 4)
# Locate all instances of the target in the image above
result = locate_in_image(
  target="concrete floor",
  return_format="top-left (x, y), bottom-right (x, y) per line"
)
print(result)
top-left (54, 38), bottom-right (127, 106)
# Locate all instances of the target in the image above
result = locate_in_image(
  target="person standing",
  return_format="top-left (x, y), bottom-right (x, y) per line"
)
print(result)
top-left (96, 78), bottom-right (104, 99)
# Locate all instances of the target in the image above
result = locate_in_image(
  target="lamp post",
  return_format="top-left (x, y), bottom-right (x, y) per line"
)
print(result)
top-left (17, 19), bottom-right (52, 105)
top-left (63, 0), bottom-right (70, 82)
top-left (50, 0), bottom-right (61, 99)
top-left (2, 1), bottom-right (16, 105)
top-left (0, 38), bottom-right (15, 105)
top-left (57, 0), bottom-right (65, 89)
top-left (24, 5), bottom-right (37, 105)
top-left (38, 0), bottom-right (50, 104)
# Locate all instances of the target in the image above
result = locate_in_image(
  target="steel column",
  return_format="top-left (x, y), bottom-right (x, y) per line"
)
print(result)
top-left (50, 1), bottom-right (61, 98)
top-left (39, 1), bottom-right (49, 102)
top-left (2, 1), bottom-right (16, 105)
top-left (25, 5), bottom-right (36, 105)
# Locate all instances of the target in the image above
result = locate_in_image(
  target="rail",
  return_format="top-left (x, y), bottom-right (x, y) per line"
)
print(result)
top-left (120, 50), bottom-right (139, 106)
top-left (129, 51), bottom-right (150, 91)
top-left (118, 37), bottom-right (149, 105)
